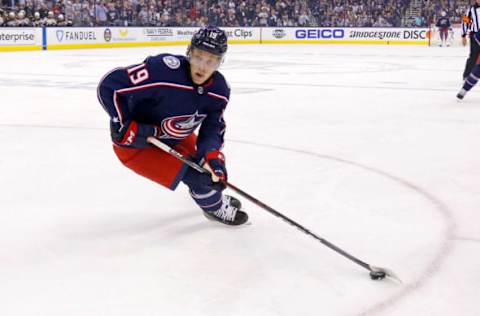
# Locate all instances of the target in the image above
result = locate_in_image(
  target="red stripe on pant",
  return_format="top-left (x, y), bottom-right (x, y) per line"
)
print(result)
top-left (113, 134), bottom-right (197, 190)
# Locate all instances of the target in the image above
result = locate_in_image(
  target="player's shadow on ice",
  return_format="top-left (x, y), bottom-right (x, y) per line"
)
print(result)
top-left (59, 210), bottom-right (225, 254)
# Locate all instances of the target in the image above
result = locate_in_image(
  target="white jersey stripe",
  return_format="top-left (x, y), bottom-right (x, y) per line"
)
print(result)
top-left (207, 92), bottom-right (229, 103)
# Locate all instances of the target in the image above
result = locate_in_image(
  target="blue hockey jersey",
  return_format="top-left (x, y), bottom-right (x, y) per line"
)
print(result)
top-left (97, 53), bottom-right (230, 159)
top-left (436, 17), bottom-right (451, 29)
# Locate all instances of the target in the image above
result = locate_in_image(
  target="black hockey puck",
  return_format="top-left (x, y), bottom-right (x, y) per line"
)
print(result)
top-left (369, 270), bottom-right (386, 280)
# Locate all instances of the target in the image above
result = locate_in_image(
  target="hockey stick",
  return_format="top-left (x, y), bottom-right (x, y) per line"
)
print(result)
top-left (147, 137), bottom-right (401, 283)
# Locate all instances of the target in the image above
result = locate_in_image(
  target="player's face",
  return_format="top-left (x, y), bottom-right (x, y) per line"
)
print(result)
top-left (189, 48), bottom-right (222, 85)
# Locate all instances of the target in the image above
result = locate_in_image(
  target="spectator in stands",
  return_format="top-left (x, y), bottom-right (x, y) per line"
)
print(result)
top-left (38, 3), bottom-right (49, 19)
top-left (94, 0), bottom-right (108, 26)
top-left (120, 1), bottom-right (134, 26)
top-left (32, 11), bottom-right (43, 26)
top-left (56, 13), bottom-right (69, 26)
top-left (16, 10), bottom-right (31, 26)
top-left (6, 11), bottom-right (17, 26)
top-left (257, 6), bottom-right (269, 26)
top-left (298, 9), bottom-right (309, 26)
top-left (106, 2), bottom-right (120, 26)
top-left (44, 11), bottom-right (57, 26)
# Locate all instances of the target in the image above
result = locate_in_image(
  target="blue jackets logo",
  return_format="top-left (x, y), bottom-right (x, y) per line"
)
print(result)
top-left (160, 111), bottom-right (207, 140)
top-left (296, 29), bottom-right (345, 39)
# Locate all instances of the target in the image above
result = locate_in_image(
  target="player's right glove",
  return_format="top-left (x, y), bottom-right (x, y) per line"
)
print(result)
top-left (110, 119), bottom-right (160, 148)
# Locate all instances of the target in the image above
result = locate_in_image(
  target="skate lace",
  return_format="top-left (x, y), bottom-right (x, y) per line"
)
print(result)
top-left (213, 197), bottom-right (237, 222)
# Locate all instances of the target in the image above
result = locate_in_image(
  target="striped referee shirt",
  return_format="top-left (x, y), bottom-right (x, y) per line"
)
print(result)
top-left (462, 4), bottom-right (480, 37)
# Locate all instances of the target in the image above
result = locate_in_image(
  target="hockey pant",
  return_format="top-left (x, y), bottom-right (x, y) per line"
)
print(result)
top-left (113, 134), bottom-right (224, 212)
top-left (463, 33), bottom-right (480, 79)
top-left (439, 28), bottom-right (448, 41)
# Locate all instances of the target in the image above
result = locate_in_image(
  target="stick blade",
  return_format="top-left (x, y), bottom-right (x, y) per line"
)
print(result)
top-left (370, 265), bottom-right (403, 284)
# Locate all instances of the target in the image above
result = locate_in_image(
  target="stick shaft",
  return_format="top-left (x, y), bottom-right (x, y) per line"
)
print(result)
top-left (147, 137), bottom-right (371, 271)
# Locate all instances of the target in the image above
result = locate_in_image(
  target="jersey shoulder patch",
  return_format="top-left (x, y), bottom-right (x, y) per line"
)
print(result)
top-left (163, 55), bottom-right (181, 69)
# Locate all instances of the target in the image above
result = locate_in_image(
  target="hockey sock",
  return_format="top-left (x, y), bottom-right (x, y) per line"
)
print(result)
top-left (463, 64), bottom-right (480, 91)
top-left (189, 188), bottom-right (223, 212)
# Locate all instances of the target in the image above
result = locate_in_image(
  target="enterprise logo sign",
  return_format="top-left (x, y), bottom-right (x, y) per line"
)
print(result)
top-left (296, 29), bottom-right (345, 39)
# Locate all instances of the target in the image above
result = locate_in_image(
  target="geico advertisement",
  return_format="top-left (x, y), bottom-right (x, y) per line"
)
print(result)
top-left (263, 28), bottom-right (345, 41)
top-left (0, 28), bottom-right (39, 45)
top-left (263, 27), bottom-right (429, 42)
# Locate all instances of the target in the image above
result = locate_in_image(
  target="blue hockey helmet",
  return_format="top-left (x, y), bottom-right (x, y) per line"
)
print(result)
top-left (188, 26), bottom-right (228, 58)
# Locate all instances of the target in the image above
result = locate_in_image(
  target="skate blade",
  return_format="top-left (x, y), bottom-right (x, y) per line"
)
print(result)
top-left (203, 213), bottom-right (252, 227)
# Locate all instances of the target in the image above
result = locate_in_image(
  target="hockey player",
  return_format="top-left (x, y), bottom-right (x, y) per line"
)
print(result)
top-left (97, 26), bottom-right (248, 226)
top-left (457, 32), bottom-right (480, 100)
top-left (436, 11), bottom-right (451, 47)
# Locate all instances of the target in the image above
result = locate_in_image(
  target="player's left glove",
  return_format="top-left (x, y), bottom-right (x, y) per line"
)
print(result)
top-left (203, 150), bottom-right (227, 183)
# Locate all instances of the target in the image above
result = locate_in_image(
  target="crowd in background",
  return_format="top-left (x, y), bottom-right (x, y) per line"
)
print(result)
top-left (0, 0), bottom-right (474, 28)
top-left (418, 0), bottom-right (471, 26)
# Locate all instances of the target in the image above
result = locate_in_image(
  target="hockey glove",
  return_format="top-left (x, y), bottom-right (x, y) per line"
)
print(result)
top-left (203, 150), bottom-right (227, 183)
top-left (110, 119), bottom-right (160, 148)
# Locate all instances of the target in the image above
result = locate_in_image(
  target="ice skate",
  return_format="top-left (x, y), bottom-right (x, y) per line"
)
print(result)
top-left (456, 88), bottom-right (467, 100)
top-left (203, 195), bottom-right (249, 226)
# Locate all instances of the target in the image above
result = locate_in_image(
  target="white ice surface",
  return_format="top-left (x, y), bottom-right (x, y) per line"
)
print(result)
top-left (0, 44), bottom-right (479, 316)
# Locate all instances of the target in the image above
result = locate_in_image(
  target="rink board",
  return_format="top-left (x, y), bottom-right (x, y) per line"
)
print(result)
top-left (0, 28), bottom-right (43, 51)
top-left (0, 26), bottom-right (454, 51)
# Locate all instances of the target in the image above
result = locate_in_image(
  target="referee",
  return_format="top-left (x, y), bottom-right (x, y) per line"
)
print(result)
top-left (462, 0), bottom-right (480, 79)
